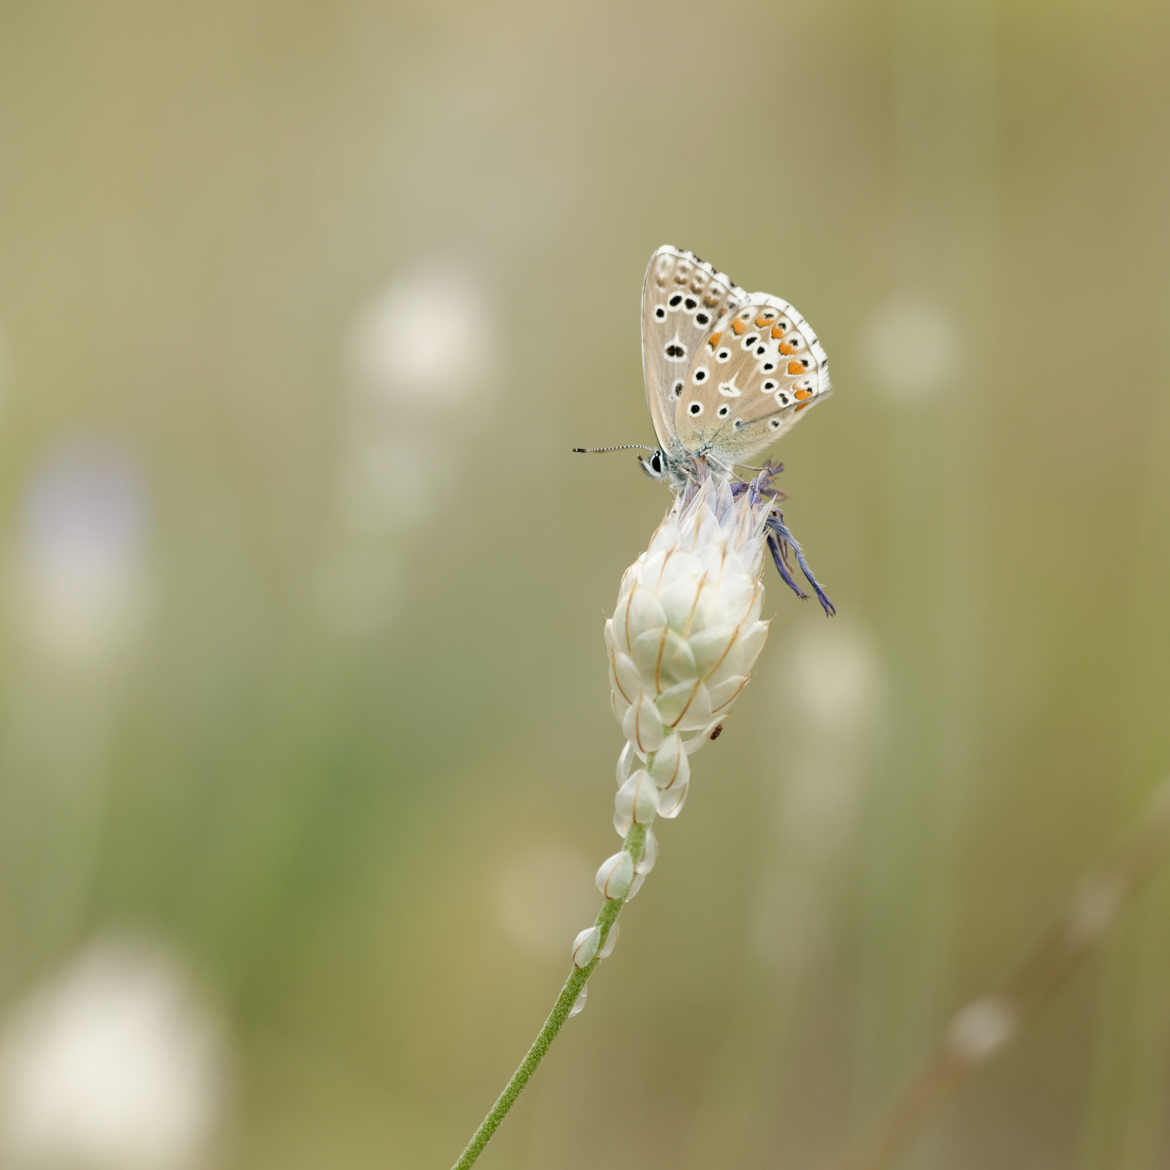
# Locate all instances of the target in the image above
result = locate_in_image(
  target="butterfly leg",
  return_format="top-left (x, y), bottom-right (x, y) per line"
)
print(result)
top-left (766, 513), bottom-right (836, 617)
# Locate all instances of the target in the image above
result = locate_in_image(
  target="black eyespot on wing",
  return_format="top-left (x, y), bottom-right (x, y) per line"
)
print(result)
top-left (654, 306), bottom-right (666, 320)
top-left (668, 294), bottom-right (683, 307)
top-left (689, 402), bottom-right (703, 415)
top-left (672, 380), bottom-right (684, 397)
top-left (694, 368), bottom-right (708, 382)
top-left (684, 297), bottom-right (697, 310)
top-left (665, 343), bottom-right (685, 359)
top-left (695, 312), bottom-right (710, 325)
top-left (717, 404), bottom-right (730, 417)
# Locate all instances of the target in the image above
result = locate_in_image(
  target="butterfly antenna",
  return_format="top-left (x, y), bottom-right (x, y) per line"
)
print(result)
top-left (572, 443), bottom-right (655, 454)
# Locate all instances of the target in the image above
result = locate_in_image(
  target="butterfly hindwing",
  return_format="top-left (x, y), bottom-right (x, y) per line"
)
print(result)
top-left (673, 292), bottom-right (830, 464)
top-left (641, 246), bottom-right (746, 454)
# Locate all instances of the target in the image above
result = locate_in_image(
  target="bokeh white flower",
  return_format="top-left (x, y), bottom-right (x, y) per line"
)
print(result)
top-left (347, 258), bottom-right (499, 411)
top-left (862, 296), bottom-right (960, 401)
top-left (320, 258), bottom-right (504, 635)
top-left (0, 937), bottom-right (228, 1170)
top-left (6, 440), bottom-right (149, 667)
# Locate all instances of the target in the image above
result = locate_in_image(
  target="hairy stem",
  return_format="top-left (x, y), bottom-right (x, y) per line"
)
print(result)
top-left (450, 822), bottom-right (647, 1170)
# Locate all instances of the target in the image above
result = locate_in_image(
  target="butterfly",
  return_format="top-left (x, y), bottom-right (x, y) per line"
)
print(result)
top-left (637, 245), bottom-right (830, 482)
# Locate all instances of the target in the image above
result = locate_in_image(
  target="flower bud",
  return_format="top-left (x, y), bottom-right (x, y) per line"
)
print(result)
top-left (657, 778), bottom-right (690, 819)
top-left (622, 693), bottom-right (665, 755)
top-left (613, 770), bottom-right (660, 835)
top-left (648, 733), bottom-right (689, 791)
top-left (594, 851), bottom-right (634, 900)
top-left (571, 926), bottom-right (601, 968)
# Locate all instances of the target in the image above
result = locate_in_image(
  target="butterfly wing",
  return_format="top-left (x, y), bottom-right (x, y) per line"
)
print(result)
top-left (641, 246), bottom-right (746, 453)
top-left (671, 292), bottom-right (830, 465)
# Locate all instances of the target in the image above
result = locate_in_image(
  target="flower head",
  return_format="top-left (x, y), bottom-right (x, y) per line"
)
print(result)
top-left (606, 466), bottom-right (772, 771)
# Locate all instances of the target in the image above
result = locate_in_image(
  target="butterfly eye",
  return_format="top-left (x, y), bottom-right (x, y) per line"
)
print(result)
top-left (654, 306), bottom-right (666, 320)
top-left (688, 401), bottom-right (703, 416)
top-left (716, 404), bottom-right (730, 418)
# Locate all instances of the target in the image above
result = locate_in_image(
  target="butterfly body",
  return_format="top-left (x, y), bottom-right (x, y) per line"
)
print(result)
top-left (640, 245), bottom-right (830, 482)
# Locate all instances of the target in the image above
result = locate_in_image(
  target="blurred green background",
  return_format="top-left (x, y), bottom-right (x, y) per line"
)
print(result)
top-left (2, 1), bottom-right (1169, 1168)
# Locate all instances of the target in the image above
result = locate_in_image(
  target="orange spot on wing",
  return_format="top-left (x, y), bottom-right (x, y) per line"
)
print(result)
top-left (795, 402), bottom-right (809, 412)
top-left (731, 319), bottom-right (746, 335)
top-left (778, 341), bottom-right (797, 355)
top-left (770, 325), bottom-right (785, 339)
top-left (754, 313), bottom-right (772, 327)
top-left (787, 361), bottom-right (805, 375)
top-left (794, 387), bottom-right (813, 401)
top-left (707, 331), bottom-right (722, 349)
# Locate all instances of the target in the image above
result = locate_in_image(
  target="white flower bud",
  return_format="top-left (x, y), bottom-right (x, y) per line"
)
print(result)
top-left (647, 733), bottom-right (689, 791)
top-left (594, 851), bottom-right (634, 900)
top-left (613, 770), bottom-right (660, 834)
top-left (622, 693), bottom-right (665, 755)
top-left (656, 777), bottom-right (690, 819)
top-left (571, 926), bottom-right (601, 968)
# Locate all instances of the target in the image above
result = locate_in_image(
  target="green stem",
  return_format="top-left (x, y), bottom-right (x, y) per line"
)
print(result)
top-left (450, 822), bottom-right (648, 1170)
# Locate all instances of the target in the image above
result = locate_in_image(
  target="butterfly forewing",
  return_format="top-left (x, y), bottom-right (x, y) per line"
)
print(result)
top-left (641, 246), bottom-right (746, 453)
top-left (673, 291), bottom-right (831, 464)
